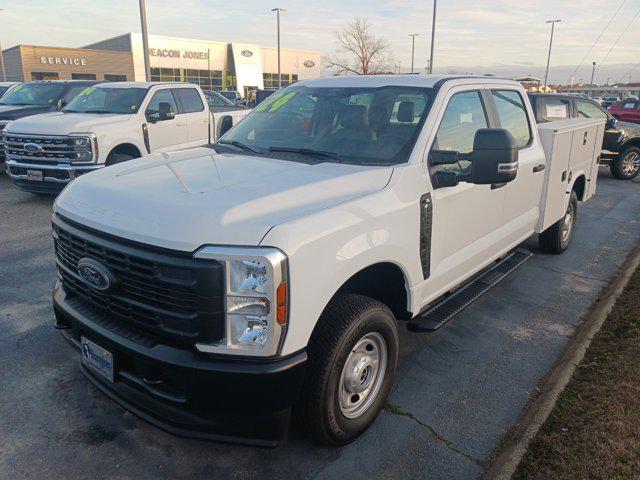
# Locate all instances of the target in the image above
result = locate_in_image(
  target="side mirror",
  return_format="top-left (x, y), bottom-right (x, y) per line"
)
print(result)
top-left (471, 128), bottom-right (519, 185)
top-left (57, 99), bottom-right (67, 110)
top-left (158, 102), bottom-right (175, 121)
top-left (606, 117), bottom-right (618, 129)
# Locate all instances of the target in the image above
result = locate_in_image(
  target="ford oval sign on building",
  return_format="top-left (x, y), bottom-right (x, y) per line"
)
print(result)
top-left (303, 60), bottom-right (316, 68)
top-left (241, 50), bottom-right (254, 57)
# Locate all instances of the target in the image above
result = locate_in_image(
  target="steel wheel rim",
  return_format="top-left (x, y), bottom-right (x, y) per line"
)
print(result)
top-left (338, 332), bottom-right (388, 419)
top-left (561, 202), bottom-right (574, 245)
top-left (622, 152), bottom-right (640, 175)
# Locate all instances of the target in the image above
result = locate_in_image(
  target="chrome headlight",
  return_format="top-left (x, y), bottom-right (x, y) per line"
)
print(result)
top-left (69, 132), bottom-right (98, 163)
top-left (194, 246), bottom-right (288, 357)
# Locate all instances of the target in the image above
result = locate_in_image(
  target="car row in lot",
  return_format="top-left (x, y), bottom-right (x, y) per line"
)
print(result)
top-left (1, 80), bottom-right (251, 194)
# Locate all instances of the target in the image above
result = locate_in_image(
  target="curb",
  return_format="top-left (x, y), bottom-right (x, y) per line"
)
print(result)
top-left (481, 241), bottom-right (640, 480)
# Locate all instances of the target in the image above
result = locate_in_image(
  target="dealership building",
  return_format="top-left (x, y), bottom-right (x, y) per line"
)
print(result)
top-left (0, 32), bottom-right (322, 97)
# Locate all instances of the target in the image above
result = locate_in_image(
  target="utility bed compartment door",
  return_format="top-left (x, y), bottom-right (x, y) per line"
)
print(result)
top-left (535, 118), bottom-right (605, 233)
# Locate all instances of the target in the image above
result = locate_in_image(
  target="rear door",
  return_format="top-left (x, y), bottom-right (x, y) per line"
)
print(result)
top-left (491, 89), bottom-right (544, 239)
top-left (144, 88), bottom-right (188, 152)
top-left (173, 87), bottom-right (210, 147)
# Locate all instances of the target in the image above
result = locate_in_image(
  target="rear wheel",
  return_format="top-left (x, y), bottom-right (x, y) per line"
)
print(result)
top-left (539, 191), bottom-right (578, 254)
top-left (298, 294), bottom-right (399, 446)
top-left (610, 146), bottom-right (640, 180)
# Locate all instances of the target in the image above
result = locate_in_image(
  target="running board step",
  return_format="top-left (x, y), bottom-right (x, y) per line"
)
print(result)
top-left (407, 248), bottom-right (533, 333)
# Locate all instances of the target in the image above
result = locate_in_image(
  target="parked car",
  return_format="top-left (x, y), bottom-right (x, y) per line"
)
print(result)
top-left (0, 80), bottom-right (100, 165)
top-left (601, 95), bottom-right (620, 108)
top-left (608, 99), bottom-right (640, 124)
top-left (219, 90), bottom-right (246, 106)
top-left (0, 82), bottom-right (20, 98)
top-left (4, 82), bottom-right (251, 194)
top-left (529, 93), bottom-right (640, 179)
top-left (51, 75), bottom-right (605, 447)
top-left (203, 89), bottom-right (250, 113)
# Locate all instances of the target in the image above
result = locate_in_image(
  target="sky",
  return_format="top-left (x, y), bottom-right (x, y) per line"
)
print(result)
top-left (1, 0), bottom-right (639, 84)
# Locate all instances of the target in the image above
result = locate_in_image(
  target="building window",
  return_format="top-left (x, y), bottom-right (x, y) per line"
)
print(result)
top-left (31, 72), bottom-right (59, 80)
top-left (149, 67), bottom-right (232, 92)
top-left (104, 74), bottom-right (127, 82)
top-left (263, 73), bottom-right (297, 89)
top-left (71, 73), bottom-right (97, 80)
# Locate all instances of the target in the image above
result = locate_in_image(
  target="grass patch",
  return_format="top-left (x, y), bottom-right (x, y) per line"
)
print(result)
top-left (514, 267), bottom-right (640, 480)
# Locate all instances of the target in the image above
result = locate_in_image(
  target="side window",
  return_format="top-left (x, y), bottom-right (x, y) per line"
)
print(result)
top-left (64, 86), bottom-right (90, 102)
top-left (431, 91), bottom-right (488, 173)
top-left (539, 98), bottom-right (571, 122)
top-left (491, 90), bottom-right (532, 148)
top-left (174, 88), bottom-right (205, 113)
top-left (206, 92), bottom-right (227, 107)
top-left (577, 101), bottom-right (607, 119)
top-left (145, 89), bottom-right (178, 115)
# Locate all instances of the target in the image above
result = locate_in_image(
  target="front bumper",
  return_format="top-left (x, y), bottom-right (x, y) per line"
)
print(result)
top-left (5, 160), bottom-right (102, 194)
top-left (53, 281), bottom-right (307, 446)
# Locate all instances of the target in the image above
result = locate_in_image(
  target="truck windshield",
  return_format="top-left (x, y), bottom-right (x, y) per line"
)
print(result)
top-left (0, 83), bottom-right (67, 106)
top-left (218, 85), bottom-right (432, 165)
top-left (63, 86), bottom-right (148, 114)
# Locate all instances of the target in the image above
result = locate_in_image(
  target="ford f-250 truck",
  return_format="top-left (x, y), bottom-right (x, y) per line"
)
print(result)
top-left (4, 82), bottom-right (250, 194)
top-left (51, 75), bottom-right (604, 447)
top-left (0, 80), bottom-right (99, 166)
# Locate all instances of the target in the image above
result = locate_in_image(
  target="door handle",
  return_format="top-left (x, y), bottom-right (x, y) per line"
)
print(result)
top-left (533, 164), bottom-right (546, 173)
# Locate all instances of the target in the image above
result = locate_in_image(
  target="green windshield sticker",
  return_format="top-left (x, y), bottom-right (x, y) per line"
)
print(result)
top-left (255, 92), bottom-right (285, 112)
top-left (11, 85), bottom-right (23, 92)
top-left (268, 92), bottom-right (297, 112)
top-left (131, 105), bottom-right (137, 110)
top-left (48, 99), bottom-right (54, 103)
top-left (80, 87), bottom-right (96, 96)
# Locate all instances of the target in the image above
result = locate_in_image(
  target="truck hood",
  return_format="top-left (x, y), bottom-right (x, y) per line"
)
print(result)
top-left (54, 148), bottom-right (394, 252)
top-left (0, 104), bottom-right (53, 121)
top-left (5, 111), bottom-right (130, 135)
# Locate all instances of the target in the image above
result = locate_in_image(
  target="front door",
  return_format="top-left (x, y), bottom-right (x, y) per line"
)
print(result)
top-left (419, 87), bottom-right (508, 300)
top-left (144, 89), bottom-right (187, 152)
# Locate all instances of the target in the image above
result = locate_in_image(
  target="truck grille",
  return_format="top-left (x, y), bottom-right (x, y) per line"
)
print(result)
top-left (53, 214), bottom-right (224, 346)
top-left (4, 134), bottom-right (92, 164)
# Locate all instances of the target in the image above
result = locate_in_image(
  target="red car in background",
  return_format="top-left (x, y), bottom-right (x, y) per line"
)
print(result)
top-left (608, 99), bottom-right (640, 124)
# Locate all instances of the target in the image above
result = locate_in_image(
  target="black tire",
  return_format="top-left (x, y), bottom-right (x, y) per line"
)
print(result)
top-left (539, 191), bottom-right (578, 254)
top-left (298, 294), bottom-right (399, 446)
top-left (610, 146), bottom-right (640, 180)
top-left (105, 153), bottom-right (134, 166)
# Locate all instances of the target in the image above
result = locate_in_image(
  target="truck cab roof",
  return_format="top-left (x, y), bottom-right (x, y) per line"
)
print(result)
top-left (297, 74), bottom-right (522, 89)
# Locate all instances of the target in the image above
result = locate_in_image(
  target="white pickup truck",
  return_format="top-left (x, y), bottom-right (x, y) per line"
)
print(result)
top-left (4, 82), bottom-right (250, 194)
top-left (50, 75), bottom-right (604, 447)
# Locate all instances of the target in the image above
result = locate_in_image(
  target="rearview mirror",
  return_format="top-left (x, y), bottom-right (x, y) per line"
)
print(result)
top-left (471, 129), bottom-right (519, 185)
top-left (158, 102), bottom-right (175, 121)
top-left (57, 99), bottom-right (67, 111)
top-left (606, 117), bottom-right (618, 129)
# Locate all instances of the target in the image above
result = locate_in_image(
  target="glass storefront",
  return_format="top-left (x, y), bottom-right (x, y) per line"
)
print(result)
top-left (262, 73), bottom-right (298, 89)
top-left (150, 67), bottom-right (236, 92)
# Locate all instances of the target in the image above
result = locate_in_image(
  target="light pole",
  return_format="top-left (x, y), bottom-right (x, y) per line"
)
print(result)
top-left (589, 61), bottom-right (596, 97)
top-left (543, 19), bottom-right (562, 90)
top-left (408, 34), bottom-right (419, 74)
top-left (271, 8), bottom-right (285, 89)
top-left (138, 0), bottom-right (151, 82)
top-left (428, 0), bottom-right (437, 73)
top-left (0, 9), bottom-right (6, 82)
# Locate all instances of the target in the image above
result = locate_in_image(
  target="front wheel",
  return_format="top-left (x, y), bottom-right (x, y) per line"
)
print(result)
top-left (298, 294), bottom-right (399, 446)
top-left (610, 146), bottom-right (640, 180)
top-left (539, 191), bottom-right (578, 254)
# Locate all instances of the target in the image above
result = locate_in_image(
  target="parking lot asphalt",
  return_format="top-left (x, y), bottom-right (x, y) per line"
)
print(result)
top-left (1, 169), bottom-right (639, 480)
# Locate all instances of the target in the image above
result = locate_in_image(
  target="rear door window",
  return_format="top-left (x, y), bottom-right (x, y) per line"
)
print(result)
top-left (538, 98), bottom-right (571, 122)
top-left (577, 101), bottom-right (608, 119)
top-left (173, 88), bottom-right (205, 113)
top-left (491, 90), bottom-right (532, 148)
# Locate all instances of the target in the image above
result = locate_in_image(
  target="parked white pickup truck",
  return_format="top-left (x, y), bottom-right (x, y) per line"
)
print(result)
top-left (50, 75), bottom-right (604, 447)
top-left (4, 82), bottom-right (250, 194)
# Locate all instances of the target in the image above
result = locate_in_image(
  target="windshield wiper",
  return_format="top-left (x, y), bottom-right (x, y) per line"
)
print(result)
top-left (216, 139), bottom-right (262, 154)
top-left (268, 146), bottom-right (340, 160)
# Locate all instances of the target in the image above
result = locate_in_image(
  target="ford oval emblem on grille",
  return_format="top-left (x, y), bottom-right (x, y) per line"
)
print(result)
top-left (77, 258), bottom-right (116, 292)
top-left (24, 142), bottom-right (44, 153)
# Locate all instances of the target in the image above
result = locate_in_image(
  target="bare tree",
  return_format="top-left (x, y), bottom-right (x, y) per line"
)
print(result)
top-left (324, 18), bottom-right (392, 75)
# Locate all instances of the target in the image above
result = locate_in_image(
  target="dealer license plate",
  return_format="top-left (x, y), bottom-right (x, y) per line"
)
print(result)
top-left (80, 337), bottom-right (114, 382)
top-left (26, 170), bottom-right (43, 181)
